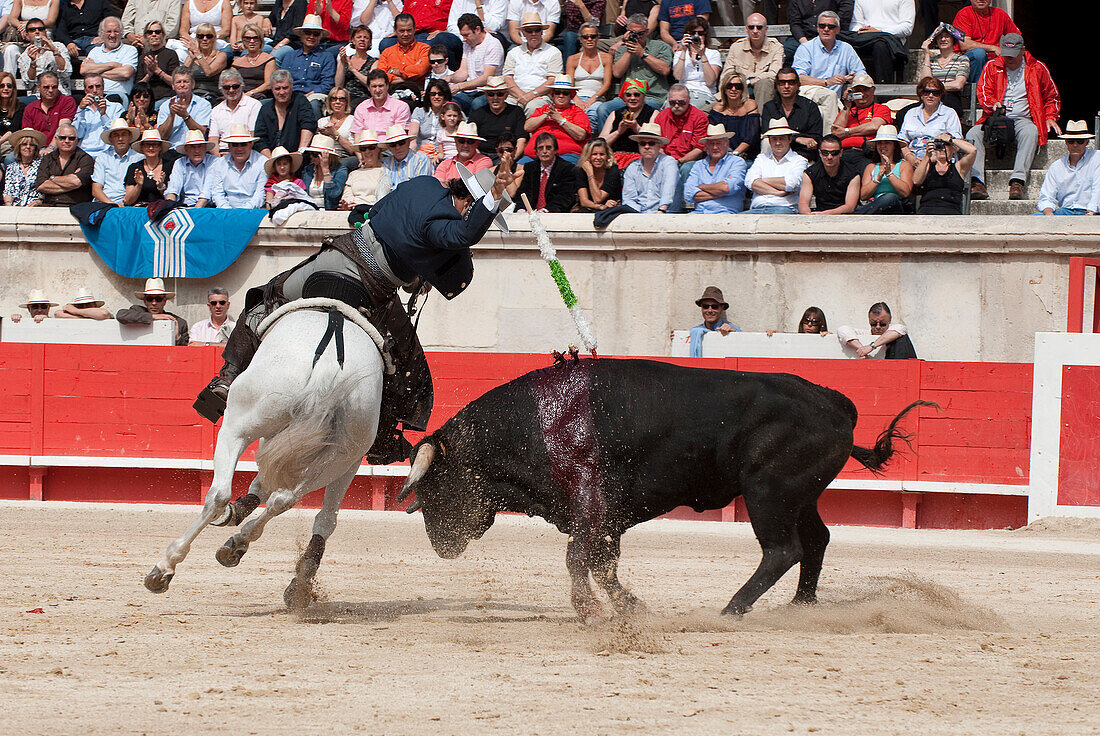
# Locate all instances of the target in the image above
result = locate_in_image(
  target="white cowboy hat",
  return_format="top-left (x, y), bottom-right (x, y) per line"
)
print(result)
top-left (221, 124), bottom-right (258, 144)
top-left (519, 11), bottom-right (548, 30)
top-left (547, 75), bottom-right (578, 92)
top-left (20, 289), bottom-right (57, 308)
top-left (699, 123), bottom-right (734, 142)
top-left (457, 162), bottom-right (510, 234)
top-left (294, 14), bottom-right (330, 37)
top-left (135, 278), bottom-right (175, 300)
top-left (1061, 120), bottom-right (1093, 140)
top-left (10, 127), bottom-right (46, 149)
top-left (264, 145), bottom-right (303, 176)
top-left (175, 128), bottom-right (210, 151)
top-left (480, 75), bottom-right (508, 93)
top-left (869, 124), bottom-right (904, 144)
top-left (884, 97), bottom-right (913, 113)
top-left (453, 121), bottom-right (485, 141)
top-left (71, 288), bottom-right (105, 308)
top-left (761, 117), bottom-right (798, 137)
top-left (381, 124), bottom-right (414, 145)
top-left (303, 134), bottom-right (339, 155)
top-left (100, 118), bottom-right (139, 146)
top-left (353, 129), bottom-right (381, 148)
top-left (628, 122), bottom-right (669, 145)
top-left (131, 128), bottom-right (171, 153)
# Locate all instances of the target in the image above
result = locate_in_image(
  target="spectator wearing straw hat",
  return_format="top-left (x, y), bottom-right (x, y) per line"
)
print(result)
top-left (35, 122), bottom-right (95, 206)
top-left (470, 76), bottom-right (528, 162)
top-left (10, 289), bottom-right (56, 323)
top-left (521, 75), bottom-right (590, 163)
top-left (856, 123), bottom-right (911, 214)
top-left (338, 129), bottom-right (389, 207)
top-left (117, 278), bottom-right (189, 345)
top-left (502, 12), bottom-right (563, 115)
top-left (91, 118), bottom-right (142, 205)
top-left (375, 124), bottom-right (433, 187)
top-left (124, 128), bottom-right (175, 205)
top-left (1035, 122), bottom-right (1100, 216)
top-left (435, 121), bottom-right (494, 182)
top-left (255, 68), bottom-right (318, 156)
top-left (263, 145), bottom-right (305, 207)
top-left (279, 13), bottom-right (336, 116)
top-left (514, 131), bottom-right (576, 212)
top-left (208, 68), bottom-right (262, 155)
top-left (188, 287), bottom-right (235, 345)
top-left (300, 133), bottom-right (350, 210)
top-left (743, 116), bottom-right (807, 214)
top-left (621, 121), bottom-right (678, 213)
top-left (54, 289), bottom-right (113, 320)
top-left (207, 123), bottom-right (267, 208)
top-left (505, 0), bottom-right (560, 46)
top-left (683, 123), bottom-right (747, 214)
top-left (166, 128), bottom-right (217, 206)
top-left (4, 128), bottom-right (47, 206)
top-left (688, 285), bottom-right (738, 358)
top-left (156, 67), bottom-right (213, 148)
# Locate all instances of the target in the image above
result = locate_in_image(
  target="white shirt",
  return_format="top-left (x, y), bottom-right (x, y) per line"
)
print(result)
top-left (899, 103), bottom-right (962, 157)
top-left (448, 0), bottom-right (508, 34)
top-left (675, 47), bottom-right (721, 98)
top-left (462, 33), bottom-right (504, 80)
top-left (361, 0), bottom-right (403, 56)
top-left (851, 0), bottom-right (914, 41)
top-left (209, 95), bottom-right (263, 150)
top-left (85, 43), bottom-right (140, 96)
top-left (506, 0), bottom-right (560, 24)
top-left (1037, 149), bottom-right (1100, 213)
top-left (836, 322), bottom-right (908, 347)
top-left (745, 149), bottom-right (808, 208)
top-left (501, 42), bottom-right (562, 92)
top-left (190, 317), bottom-right (236, 343)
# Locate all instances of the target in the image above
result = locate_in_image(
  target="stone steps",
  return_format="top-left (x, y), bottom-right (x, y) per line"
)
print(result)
top-left (970, 199), bottom-right (1038, 215)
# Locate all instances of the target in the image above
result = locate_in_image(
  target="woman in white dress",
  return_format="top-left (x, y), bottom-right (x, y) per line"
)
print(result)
top-left (339, 128), bottom-right (391, 208)
top-left (168, 0), bottom-right (233, 61)
top-left (672, 16), bottom-right (720, 110)
top-left (565, 20), bottom-right (610, 130)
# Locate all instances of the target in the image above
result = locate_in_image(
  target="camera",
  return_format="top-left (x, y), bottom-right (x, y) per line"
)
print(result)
top-left (690, 33), bottom-right (702, 45)
top-left (34, 37), bottom-right (44, 48)
top-left (849, 91), bottom-right (863, 101)
top-left (625, 30), bottom-right (639, 43)
top-left (932, 139), bottom-right (947, 150)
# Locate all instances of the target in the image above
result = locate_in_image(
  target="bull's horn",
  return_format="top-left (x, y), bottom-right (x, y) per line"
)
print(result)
top-left (405, 499), bottom-right (421, 514)
top-left (397, 442), bottom-right (435, 501)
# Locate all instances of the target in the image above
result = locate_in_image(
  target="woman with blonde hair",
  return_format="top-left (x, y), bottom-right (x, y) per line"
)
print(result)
top-left (3, 127), bottom-right (44, 206)
top-left (233, 23), bottom-right (275, 98)
top-left (707, 68), bottom-right (758, 159)
top-left (183, 22), bottom-right (229, 101)
top-left (575, 138), bottom-right (621, 212)
top-left (317, 86), bottom-right (356, 165)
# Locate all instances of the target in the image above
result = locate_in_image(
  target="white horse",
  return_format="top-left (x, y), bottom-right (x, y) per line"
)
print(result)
top-left (144, 299), bottom-right (386, 607)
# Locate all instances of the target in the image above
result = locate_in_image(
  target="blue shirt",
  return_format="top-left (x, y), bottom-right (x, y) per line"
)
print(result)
top-left (683, 152), bottom-right (748, 214)
top-left (207, 150), bottom-right (268, 209)
top-left (382, 149), bottom-right (435, 187)
top-left (792, 38), bottom-right (865, 94)
top-left (92, 147), bottom-right (142, 204)
top-left (658, 0), bottom-right (712, 40)
top-left (279, 47), bottom-right (336, 95)
top-left (84, 43), bottom-right (139, 96)
top-left (689, 319), bottom-right (739, 357)
top-left (622, 154), bottom-right (679, 213)
top-left (73, 100), bottom-right (126, 155)
top-left (156, 95), bottom-right (213, 147)
top-left (166, 153), bottom-right (218, 206)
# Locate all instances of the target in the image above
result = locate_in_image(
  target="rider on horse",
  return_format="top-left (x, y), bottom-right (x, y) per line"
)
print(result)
top-left (194, 163), bottom-right (515, 465)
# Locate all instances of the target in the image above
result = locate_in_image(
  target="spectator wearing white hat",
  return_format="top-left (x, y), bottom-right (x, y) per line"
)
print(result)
top-left (188, 286), bottom-right (235, 345)
top-left (206, 123), bottom-right (267, 208)
top-left (469, 75), bottom-right (529, 162)
top-left (300, 133), bottom-right (350, 210)
top-left (683, 123), bottom-right (747, 214)
top-left (91, 118), bottom-right (142, 205)
top-left (621, 122), bottom-right (678, 213)
top-left (278, 13), bottom-right (335, 117)
top-left (856, 123), bottom-right (911, 214)
top-left (505, 0), bottom-right (560, 46)
top-left (4, 128), bottom-right (46, 206)
top-left (501, 12), bottom-right (563, 115)
top-left (117, 278), bottom-right (190, 345)
top-left (435, 121), bottom-right (493, 182)
top-left (379, 123), bottom-right (435, 187)
top-left (166, 128), bottom-right (217, 206)
top-left (124, 128), bottom-right (175, 205)
top-left (1035, 122), bottom-right (1100, 216)
top-left (340, 128), bottom-right (391, 208)
top-left (743, 116), bottom-right (808, 214)
top-left (54, 289), bottom-right (113, 320)
top-left (10, 290), bottom-right (57, 323)
top-left (522, 74), bottom-right (590, 163)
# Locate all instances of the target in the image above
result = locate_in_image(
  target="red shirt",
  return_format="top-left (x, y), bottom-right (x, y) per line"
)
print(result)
top-left (403, 0), bottom-right (451, 33)
top-left (951, 6), bottom-right (1019, 50)
top-left (523, 103), bottom-right (591, 158)
top-left (654, 105), bottom-right (708, 160)
top-left (22, 95), bottom-right (78, 143)
top-left (308, 0), bottom-right (353, 42)
top-left (841, 102), bottom-right (893, 147)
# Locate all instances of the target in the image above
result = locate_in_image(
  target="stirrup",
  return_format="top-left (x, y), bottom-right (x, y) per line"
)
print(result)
top-left (194, 378), bottom-right (229, 423)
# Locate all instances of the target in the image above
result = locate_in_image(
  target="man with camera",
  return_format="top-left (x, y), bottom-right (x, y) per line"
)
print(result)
top-left (831, 73), bottom-right (889, 171)
top-left (17, 20), bottom-right (73, 97)
top-left (598, 13), bottom-right (671, 130)
top-left (73, 74), bottom-right (126, 156)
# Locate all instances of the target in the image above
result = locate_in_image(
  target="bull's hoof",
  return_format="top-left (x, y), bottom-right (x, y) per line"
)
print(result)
top-left (283, 577), bottom-right (313, 610)
top-left (144, 565), bottom-right (173, 594)
top-left (720, 602), bottom-right (752, 617)
top-left (215, 538), bottom-right (248, 568)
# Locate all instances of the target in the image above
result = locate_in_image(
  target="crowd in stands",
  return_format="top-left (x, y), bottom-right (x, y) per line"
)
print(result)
top-left (0, 0), bottom-right (1092, 217)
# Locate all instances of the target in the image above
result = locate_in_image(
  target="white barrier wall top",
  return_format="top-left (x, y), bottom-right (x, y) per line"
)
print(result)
top-left (670, 330), bottom-right (886, 359)
top-left (0, 318), bottom-right (176, 346)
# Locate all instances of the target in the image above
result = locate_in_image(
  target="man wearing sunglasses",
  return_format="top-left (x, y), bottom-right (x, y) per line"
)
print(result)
top-left (784, 0), bottom-right (852, 65)
top-left (17, 19), bottom-right (73, 97)
top-left (34, 123), bottom-right (96, 206)
top-left (189, 287), bottom-right (236, 346)
top-left (721, 12), bottom-right (782, 107)
top-left (470, 76), bottom-right (528, 161)
top-left (791, 10), bottom-right (863, 136)
top-left (117, 278), bottom-right (190, 346)
top-left (208, 68), bottom-right (261, 155)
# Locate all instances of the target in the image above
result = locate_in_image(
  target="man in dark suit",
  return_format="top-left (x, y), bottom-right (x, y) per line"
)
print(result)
top-left (196, 167), bottom-right (515, 466)
top-left (515, 133), bottom-right (577, 213)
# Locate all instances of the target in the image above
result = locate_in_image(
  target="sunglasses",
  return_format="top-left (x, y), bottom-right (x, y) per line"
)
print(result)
top-left (208, 300), bottom-right (227, 306)
top-left (146, 28), bottom-right (164, 34)
top-left (27, 26), bottom-right (45, 32)
top-left (486, 91), bottom-right (506, 97)
top-left (196, 33), bottom-right (214, 39)
top-left (803, 317), bottom-right (821, 324)
top-left (777, 78), bottom-right (798, 86)
top-left (0, 83), bottom-right (12, 89)
top-left (725, 82), bottom-right (744, 90)
top-left (551, 90), bottom-right (573, 95)
top-left (302, 29), bottom-right (322, 35)
top-left (428, 90), bottom-right (445, 96)
top-left (623, 92), bottom-right (642, 98)
top-left (580, 34), bottom-right (599, 39)
top-left (817, 23), bottom-right (838, 30)
top-left (331, 94), bottom-right (348, 100)
top-left (669, 99), bottom-right (688, 106)
top-left (144, 295), bottom-right (166, 302)
top-left (819, 149), bottom-right (842, 157)
top-left (700, 303), bottom-right (721, 310)
top-left (920, 88), bottom-right (942, 96)
top-left (430, 58), bottom-right (447, 64)
top-left (56, 135), bottom-right (77, 141)
top-left (361, 144), bottom-right (378, 150)
top-left (638, 140), bottom-right (658, 147)
top-left (746, 24), bottom-right (765, 30)
top-left (228, 142), bottom-right (250, 147)
top-left (28, 304), bottom-right (49, 310)
top-left (243, 35), bottom-right (260, 41)
top-left (222, 83), bottom-right (241, 90)
top-left (497, 146), bottom-right (515, 153)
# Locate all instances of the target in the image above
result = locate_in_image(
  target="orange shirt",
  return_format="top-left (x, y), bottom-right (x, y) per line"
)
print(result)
top-left (377, 42), bottom-right (431, 87)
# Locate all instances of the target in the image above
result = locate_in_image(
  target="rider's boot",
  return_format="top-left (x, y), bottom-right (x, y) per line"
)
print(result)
top-left (193, 321), bottom-right (261, 423)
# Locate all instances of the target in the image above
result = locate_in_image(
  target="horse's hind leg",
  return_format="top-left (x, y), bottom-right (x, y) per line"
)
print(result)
top-left (215, 473), bottom-right (315, 568)
top-left (284, 466), bottom-right (357, 609)
top-left (144, 421), bottom-right (252, 593)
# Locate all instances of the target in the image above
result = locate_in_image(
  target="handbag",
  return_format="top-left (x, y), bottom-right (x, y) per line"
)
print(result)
top-left (983, 107), bottom-right (1016, 158)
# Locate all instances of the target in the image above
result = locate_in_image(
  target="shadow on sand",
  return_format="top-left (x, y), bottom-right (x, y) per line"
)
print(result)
top-left (235, 597), bottom-right (570, 625)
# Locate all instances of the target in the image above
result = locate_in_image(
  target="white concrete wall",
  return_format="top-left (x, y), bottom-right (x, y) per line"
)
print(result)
top-left (3, 207), bottom-right (1098, 362)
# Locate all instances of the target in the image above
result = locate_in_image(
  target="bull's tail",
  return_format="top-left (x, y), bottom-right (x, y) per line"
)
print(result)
top-left (850, 400), bottom-right (940, 474)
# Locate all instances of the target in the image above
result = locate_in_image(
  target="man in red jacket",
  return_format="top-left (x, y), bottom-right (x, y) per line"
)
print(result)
top-left (964, 33), bottom-right (1060, 201)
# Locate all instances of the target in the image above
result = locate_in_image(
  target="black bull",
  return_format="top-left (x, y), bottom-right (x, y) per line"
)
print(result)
top-left (398, 357), bottom-right (932, 620)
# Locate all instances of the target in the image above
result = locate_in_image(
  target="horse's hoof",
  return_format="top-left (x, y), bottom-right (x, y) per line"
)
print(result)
top-left (215, 540), bottom-right (247, 568)
top-left (283, 577), bottom-right (313, 610)
top-left (144, 566), bottom-right (173, 594)
top-left (615, 595), bottom-right (648, 618)
top-left (720, 602), bottom-right (751, 617)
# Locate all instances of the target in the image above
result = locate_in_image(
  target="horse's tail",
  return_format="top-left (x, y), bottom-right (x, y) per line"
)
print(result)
top-left (254, 343), bottom-right (362, 495)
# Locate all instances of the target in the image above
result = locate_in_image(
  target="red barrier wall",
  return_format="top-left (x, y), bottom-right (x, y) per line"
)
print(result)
top-left (0, 345), bottom-right (1031, 529)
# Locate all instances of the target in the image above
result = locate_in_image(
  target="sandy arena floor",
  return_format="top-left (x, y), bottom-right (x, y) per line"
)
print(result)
top-left (1, 501), bottom-right (1097, 735)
